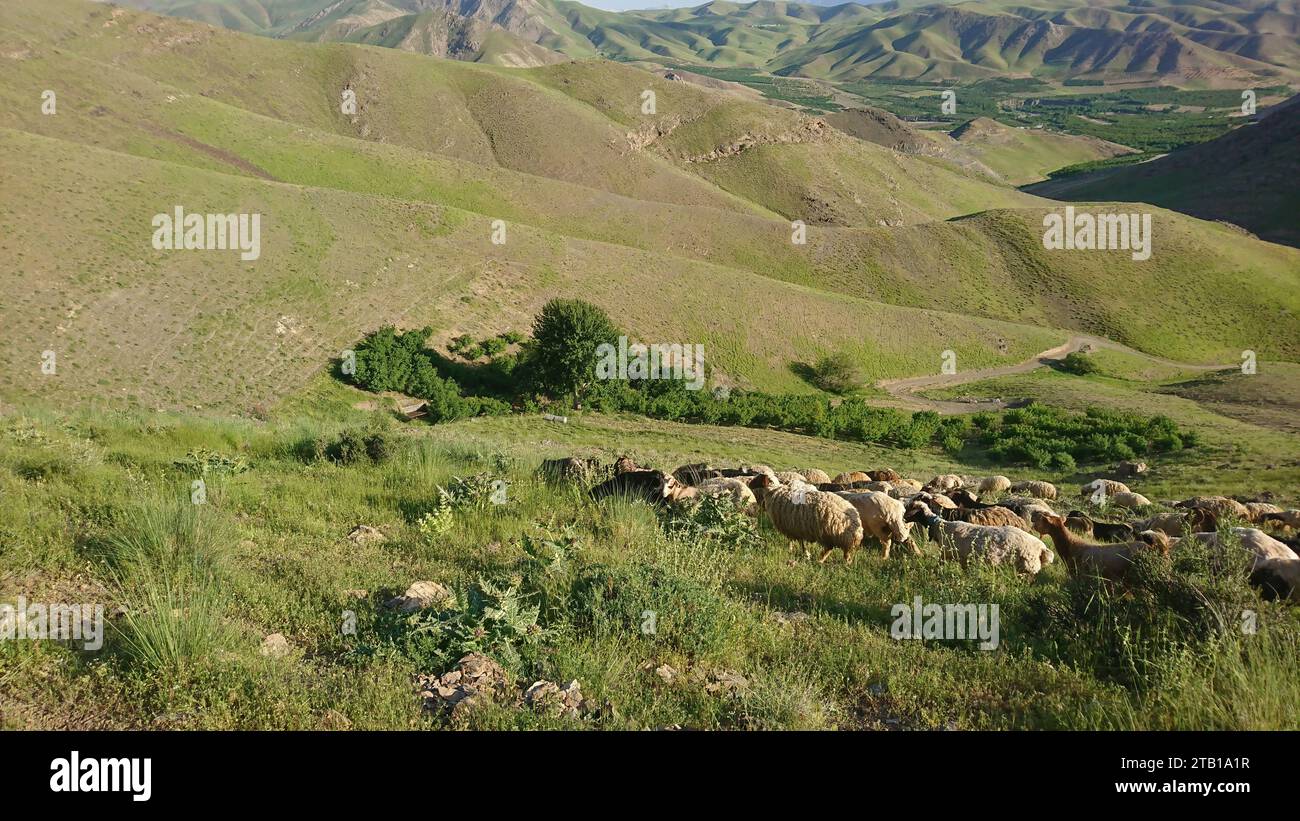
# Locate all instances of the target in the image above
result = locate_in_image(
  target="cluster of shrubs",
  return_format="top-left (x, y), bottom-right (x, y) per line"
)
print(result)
top-left (303, 426), bottom-right (397, 465)
top-left (349, 326), bottom-right (512, 423)
top-left (342, 301), bottom-right (1196, 468)
top-left (448, 331), bottom-right (524, 361)
top-left (972, 405), bottom-right (1195, 469)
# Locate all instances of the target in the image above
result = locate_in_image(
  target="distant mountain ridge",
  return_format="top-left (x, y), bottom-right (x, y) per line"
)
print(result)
top-left (113, 0), bottom-right (1300, 84)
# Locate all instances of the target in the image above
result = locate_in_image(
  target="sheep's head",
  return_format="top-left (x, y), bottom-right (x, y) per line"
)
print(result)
top-left (659, 474), bottom-right (689, 502)
top-left (949, 488), bottom-right (979, 507)
top-left (613, 455), bottom-right (639, 475)
top-left (1039, 513), bottom-right (1066, 531)
top-left (1136, 530), bottom-right (1172, 554)
top-left (904, 500), bottom-right (935, 524)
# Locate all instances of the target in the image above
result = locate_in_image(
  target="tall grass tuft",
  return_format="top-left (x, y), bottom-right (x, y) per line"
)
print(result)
top-left (102, 495), bottom-right (238, 673)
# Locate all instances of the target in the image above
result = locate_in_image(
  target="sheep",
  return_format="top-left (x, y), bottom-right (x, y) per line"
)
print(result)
top-left (925, 474), bottom-right (963, 492)
top-left (1243, 502), bottom-right (1282, 523)
top-left (1065, 511), bottom-right (1135, 542)
top-left (948, 488), bottom-right (998, 509)
top-left (1263, 509), bottom-right (1300, 531)
top-left (798, 468), bottom-right (832, 485)
top-left (672, 462), bottom-right (721, 485)
top-left (1080, 478), bottom-right (1130, 498)
top-left (836, 491), bottom-right (918, 559)
top-left (862, 480), bottom-right (893, 493)
top-left (1036, 513), bottom-right (1168, 582)
top-left (537, 456), bottom-right (600, 483)
top-left (613, 455), bottom-right (643, 475)
top-left (697, 477), bottom-right (758, 516)
top-left (816, 482), bottom-right (852, 493)
top-left (867, 469), bottom-right (902, 483)
top-left (1175, 496), bottom-right (1250, 521)
top-left (1115, 460), bottom-right (1148, 477)
top-left (1010, 480), bottom-right (1057, 500)
top-left (1131, 509), bottom-right (1218, 537)
top-left (832, 471), bottom-right (870, 485)
top-left (977, 475), bottom-right (1011, 496)
top-left (905, 502), bottom-right (1054, 577)
top-left (752, 475), bottom-right (863, 563)
top-left (1249, 558), bottom-right (1300, 603)
top-left (940, 505), bottom-right (1032, 533)
top-left (891, 478), bottom-right (923, 491)
top-left (1108, 491), bottom-right (1152, 510)
top-left (914, 490), bottom-right (957, 510)
top-left (775, 470), bottom-right (810, 488)
top-left (590, 469), bottom-right (669, 505)
top-left (1181, 527), bottom-right (1298, 570)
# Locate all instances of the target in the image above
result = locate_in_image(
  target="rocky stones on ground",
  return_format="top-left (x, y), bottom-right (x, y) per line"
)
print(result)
top-left (700, 669), bottom-right (749, 696)
top-left (259, 632), bottom-right (291, 658)
top-left (348, 524), bottom-right (386, 544)
top-left (417, 652), bottom-right (513, 720)
top-left (384, 580), bottom-right (453, 613)
top-left (773, 610), bottom-right (811, 627)
top-left (523, 679), bottom-right (590, 718)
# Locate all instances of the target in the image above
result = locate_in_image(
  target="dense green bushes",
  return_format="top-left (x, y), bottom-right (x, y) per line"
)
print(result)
top-left (348, 326), bottom-right (512, 423)
top-left (342, 304), bottom-right (1197, 467)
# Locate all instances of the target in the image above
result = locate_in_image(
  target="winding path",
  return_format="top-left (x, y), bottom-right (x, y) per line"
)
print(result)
top-left (876, 334), bottom-right (1234, 414)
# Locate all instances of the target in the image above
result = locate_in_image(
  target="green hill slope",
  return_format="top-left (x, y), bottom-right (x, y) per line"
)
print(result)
top-left (1025, 96), bottom-right (1300, 247)
top-left (2, 0), bottom-right (1298, 411)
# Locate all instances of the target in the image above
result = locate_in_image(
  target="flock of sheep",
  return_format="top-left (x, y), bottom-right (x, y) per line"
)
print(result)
top-left (541, 456), bottom-right (1300, 601)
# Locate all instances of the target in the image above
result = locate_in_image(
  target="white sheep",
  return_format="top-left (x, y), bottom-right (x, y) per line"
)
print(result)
top-left (775, 470), bottom-right (810, 488)
top-left (662, 475), bottom-right (758, 515)
top-left (753, 476), bottom-right (864, 564)
top-left (927, 474), bottom-right (963, 492)
top-left (837, 491), bottom-right (918, 559)
top-left (1243, 502), bottom-right (1282, 523)
top-left (1107, 491), bottom-right (1151, 510)
top-left (798, 468), bottom-right (832, 485)
top-left (907, 502), bottom-right (1054, 577)
top-left (1182, 527), bottom-right (1298, 570)
top-left (1263, 509), bottom-right (1300, 531)
top-left (1011, 480), bottom-right (1057, 500)
top-left (1176, 495), bottom-right (1250, 520)
top-left (1081, 478), bottom-right (1130, 497)
top-left (977, 475), bottom-right (1011, 496)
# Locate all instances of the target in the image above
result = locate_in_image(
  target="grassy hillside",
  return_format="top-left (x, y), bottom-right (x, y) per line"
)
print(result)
top-left (2, 0), bottom-right (1298, 414)
top-left (3, 394), bottom-right (1298, 730)
top-left (942, 117), bottom-right (1134, 186)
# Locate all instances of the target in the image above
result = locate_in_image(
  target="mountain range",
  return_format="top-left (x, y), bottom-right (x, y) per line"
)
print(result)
top-left (112, 0), bottom-right (1300, 84)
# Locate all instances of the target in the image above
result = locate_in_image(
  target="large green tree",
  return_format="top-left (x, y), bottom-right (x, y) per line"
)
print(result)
top-left (528, 299), bottom-right (621, 408)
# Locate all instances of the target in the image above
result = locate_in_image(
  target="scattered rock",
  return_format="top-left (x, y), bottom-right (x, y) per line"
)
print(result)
top-left (417, 652), bottom-right (513, 720)
top-left (384, 580), bottom-right (453, 613)
top-left (318, 709), bottom-right (352, 730)
top-left (523, 679), bottom-right (590, 718)
top-left (773, 611), bottom-right (811, 627)
top-left (702, 669), bottom-right (749, 696)
top-left (259, 632), bottom-right (291, 658)
top-left (348, 524), bottom-right (386, 544)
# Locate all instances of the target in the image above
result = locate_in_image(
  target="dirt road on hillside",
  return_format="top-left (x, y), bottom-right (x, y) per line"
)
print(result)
top-left (876, 334), bottom-right (1234, 414)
